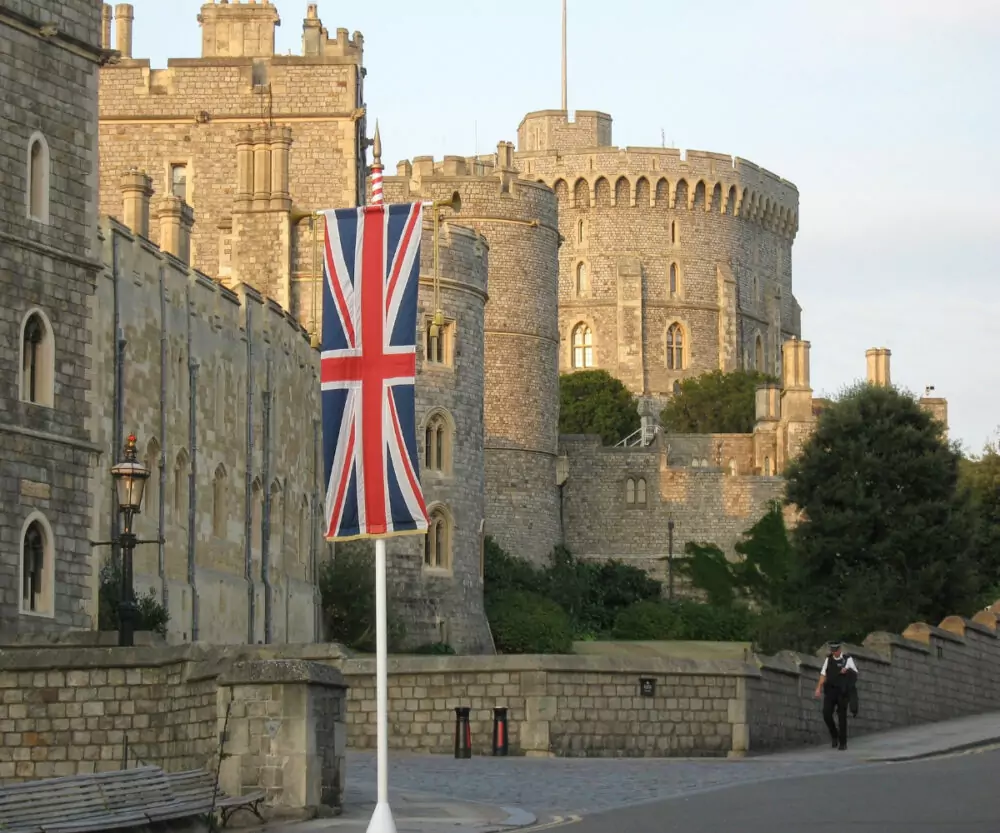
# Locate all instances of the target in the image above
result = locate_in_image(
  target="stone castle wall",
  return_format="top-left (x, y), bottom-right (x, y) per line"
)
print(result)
top-left (0, 0), bottom-right (104, 634)
top-left (514, 109), bottom-right (800, 396)
top-left (87, 217), bottom-right (326, 646)
top-left (382, 150), bottom-right (562, 565)
top-left (558, 434), bottom-right (786, 578)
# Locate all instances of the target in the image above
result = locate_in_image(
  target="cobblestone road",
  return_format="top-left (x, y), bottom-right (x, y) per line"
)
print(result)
top-left (346, 750), bottom-right (862, 818)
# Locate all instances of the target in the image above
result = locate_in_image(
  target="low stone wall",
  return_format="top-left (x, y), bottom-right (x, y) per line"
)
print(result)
top-left (0, 643), bottom-right (348, 815)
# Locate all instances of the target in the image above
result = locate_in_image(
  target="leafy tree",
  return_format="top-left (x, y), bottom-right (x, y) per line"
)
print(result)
top-left (98, 562), bottom-right (169, 637)
top-left (660, 369), bottom-right (778, 434)
top-left (783, 382), bottom-right (980, 645)
top-left (958, 433), bottom-right (1000, 606)
top-left (559, 369), bottom-right (640, 445)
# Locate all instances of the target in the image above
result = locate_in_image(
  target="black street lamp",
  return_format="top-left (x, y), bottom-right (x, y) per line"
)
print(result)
top-left (667, 519), bottom-right (675, 601)
top-left (110, 432), bottom-right (150, 647)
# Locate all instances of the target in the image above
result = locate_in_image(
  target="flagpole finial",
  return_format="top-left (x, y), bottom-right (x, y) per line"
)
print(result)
top-left (373, 121), bottom-right (382, 167)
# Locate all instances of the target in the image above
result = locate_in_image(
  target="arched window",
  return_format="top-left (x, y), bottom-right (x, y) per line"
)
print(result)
top-left (144, 438), bottom-right (161, 537)
top-left (669, 263), bottom-right (679, 296)
top-left (577, 219), bottom-right (585, 245)
top-left (173, 449), bottom-right (189, 528)
top-left (636, 478), bottom-right (647, 505)
top-left (571, 323), bottom-right (593, 368)
top-left (755, 335), bottom-right (764, 371)
top-left (424, 506), bottom-right (451, 570)
top-left (575, 261), bottom-right (589, 296)
top-left (423, 412), bottom-right (452, 473)
top-left (212, 464), bottom-right (227, 538)
top-left (672, 380), bottom-right (681, 395)
top-left (269, 480), bottom-right (283, 563)
top-left (20, 310), bottom-right (54, 406)
top-left (26, 133), bottom-right (50, 223)
top-left (20, 515), bottom-right (53, 616)
top-left (251, 479), bottom-right (263, 556)
top-left (625, 478), bottom-right (636, 504)
top-left (670, 221), bottom-right (678, 245)
top-left (666, 323), bottom-right (684, 370)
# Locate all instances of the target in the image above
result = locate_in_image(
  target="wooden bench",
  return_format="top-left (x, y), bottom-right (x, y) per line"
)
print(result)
top-left (0, 766), bottom-right (215, 832)
top-left (164, 770), bottom-right (267, 827)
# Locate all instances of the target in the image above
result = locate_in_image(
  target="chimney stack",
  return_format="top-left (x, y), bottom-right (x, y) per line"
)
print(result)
top-left (101, 4), bottom-right (113, 50)
top-left (866, 347), bottom-right (891, 387)
top-left (121, 169), bottom-right (153, 238)
top-left (157, 196), bottom-right (195, 265)
top-left (114, 3), bottom-right (133, 59)
top-left (781, 337), bottom-right (811, 391)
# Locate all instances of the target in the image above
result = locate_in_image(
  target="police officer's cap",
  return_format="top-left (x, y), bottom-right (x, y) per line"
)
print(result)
top-left (829, 641), bottom-right (842, 650)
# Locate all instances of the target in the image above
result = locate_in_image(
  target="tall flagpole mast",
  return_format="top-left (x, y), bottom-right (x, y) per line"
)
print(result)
top-left (561, 0), bottom-right (567, 112)
top-left (366, 123), bottom-right (396, 833)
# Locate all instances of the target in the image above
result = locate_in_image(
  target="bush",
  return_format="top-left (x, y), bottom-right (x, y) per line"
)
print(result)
top-left (487, 591), bottom-right (574, 654)
top-left (410, 642), bottom-right (456, 655)
top-left (318, 540), bottom-right (406, 652)
top-left (611, 599), bottom-right (756, 642)
top-left (97, 562), bottom-right (169, 637)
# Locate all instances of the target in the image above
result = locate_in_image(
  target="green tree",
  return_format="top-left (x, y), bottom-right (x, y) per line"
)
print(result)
top-left (559, 369), bottom-right (640, 445)
top-left (660, 369), bottom-right (778, 434)
top-left (958, 433), bottom-right (1000, 605)
top-left (98, 562), bottom-right (170, 637)
top-left (784, 382), bottom-right (980, 645)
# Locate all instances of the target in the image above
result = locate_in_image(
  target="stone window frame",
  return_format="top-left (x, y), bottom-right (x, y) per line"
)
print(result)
top-left (423, 502), bottom-right (454, 574)
top-left (173, 448), bottom-right (190, 529)
top-left (297, 495), bottom-right (311, 569)
top-left (576, 218), bottom-right (587, 246)
top-left (569, 321), bottom-right (595, 369)
top-left (665, 320), bottom-right (688, 371)
top-left (269, 479), bottom-right (284, 563)
top-left (625, 476), bottom-right (648, 508)
top-left (168, 160), bottom-right (191, 204)
top-left (212, 463), bottom-right (228, 538)
top-left (144, 438), bottom-right (162, 539)
top-left (18, 307), bottom-right (56, 408)
top-left (574, 259), bottom-right (591, 298)
top-left (754, 331), bottom-right (765, 371)
top-left (668, 261), bottom-right (683, 298)
top-left (19, 511), bottom-right (55, 619)
top-left (670, 220), bottom-right (679, 246)
top-left (250, 477), bottom-right (263, 557)
top-left (422, 408), bottom-right (456, 477)
top-left (26, 131), bottom-right (50, 224)
top-left (423, 315), bottom-right (456, 369)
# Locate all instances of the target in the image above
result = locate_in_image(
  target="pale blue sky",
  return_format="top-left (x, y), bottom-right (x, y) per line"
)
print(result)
top-left (129, 1), bottom-right (1000, 452)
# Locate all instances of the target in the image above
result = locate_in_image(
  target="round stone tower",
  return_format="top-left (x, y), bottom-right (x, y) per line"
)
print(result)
top-left (515, 109), bottom-right (801, 408)
top-left (382, 143), bottom-right (561, 566)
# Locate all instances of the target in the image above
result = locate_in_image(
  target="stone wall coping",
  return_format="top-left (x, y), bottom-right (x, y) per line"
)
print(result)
top-left (863, 631), bottom-right (933, 656)
top-left (940, 615), bottom-right (998, 639)
top-left (900, 622), bottom-right (968, 647)
top-left (342, 654), bottom-right (761, 678)
top-left (220, 659), bottom-right (346, 688)
top-left (0, 630), bottom-right (167, 649)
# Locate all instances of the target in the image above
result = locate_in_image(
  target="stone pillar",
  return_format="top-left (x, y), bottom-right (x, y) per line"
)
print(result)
top-left (114, 3), bottom-right (133, 59)
top-left (121, 169), bottom-right (153, 238)
top-left (218, 660), bottom-right (347, 815)
top-left (781, 337), bottom-right (810, 391)
top-left (755, 384), bottom-right (780, 422)
top-left (236, 127), bottom-right (255, 209)
top-left (253, 126), bottom-right (272, 211)
top-left (866, 347), bottom-right (891, 387)
top-left (157, 196), bottom-right (194, 265)
top-left (101, 4), bottom-right (113, 50)
top-left (269, 127), bottom-right (293, 212)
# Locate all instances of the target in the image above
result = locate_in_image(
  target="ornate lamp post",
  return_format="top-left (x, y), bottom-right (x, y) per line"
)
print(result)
top-left (110, 432), bottom-right (150, 647)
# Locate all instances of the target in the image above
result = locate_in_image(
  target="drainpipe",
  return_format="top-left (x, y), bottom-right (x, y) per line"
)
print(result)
top-left (158, 265), bottom-right (169, 612)
top-left (110, 232), bottom-right (123, 570)
top-left (244, 302), bottom-right (255, 644)
top-left (186, 281), bottom-right (199, 641)
top-left (261, 351), bottom-right (273, 643)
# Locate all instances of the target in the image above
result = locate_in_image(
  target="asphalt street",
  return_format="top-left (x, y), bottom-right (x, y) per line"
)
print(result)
top-left (565, 746), bottom-right (1000, 832)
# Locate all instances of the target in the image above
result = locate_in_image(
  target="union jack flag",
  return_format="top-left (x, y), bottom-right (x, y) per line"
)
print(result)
top-left (319, 203), bottom-right (429, 541)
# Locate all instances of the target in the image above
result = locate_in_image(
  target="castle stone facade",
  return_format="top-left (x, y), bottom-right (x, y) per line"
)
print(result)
top-left (0, 0), bottom-right (107, 635)
top-left (515, 110), bottom-right (801, 403)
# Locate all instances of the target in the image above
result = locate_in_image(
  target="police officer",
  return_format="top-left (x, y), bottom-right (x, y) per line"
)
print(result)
top-left (813, 641), bottom-right (858, 750)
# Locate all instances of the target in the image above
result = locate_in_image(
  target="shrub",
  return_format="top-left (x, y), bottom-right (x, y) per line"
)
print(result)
top-left (612, 599), bottom-right (756, 642)
top-left (97, 562), bottom-right (169, 637)
top-left (487, 591), bottom-right (574, 654)
top-left (410, 641), bottom-right (456, 655)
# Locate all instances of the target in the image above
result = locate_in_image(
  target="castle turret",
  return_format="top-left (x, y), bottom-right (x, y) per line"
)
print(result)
top-left (114, 3), bottom-right (133, 59)
top-left (383, 145), bottom-right (562, 564)
top-left (198, 0), bottom-right (280, 59)
top-left (866, 347), bottom-right (891, 387)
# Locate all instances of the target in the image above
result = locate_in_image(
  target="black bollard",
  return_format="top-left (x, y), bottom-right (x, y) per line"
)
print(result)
top-left (492, 707), bottom-right (509, 756)
top-left (454, 706), bottom-right (472, 759)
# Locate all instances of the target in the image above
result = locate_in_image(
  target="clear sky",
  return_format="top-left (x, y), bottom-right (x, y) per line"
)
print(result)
top-left (129, 0), bottom-right (1000, 453)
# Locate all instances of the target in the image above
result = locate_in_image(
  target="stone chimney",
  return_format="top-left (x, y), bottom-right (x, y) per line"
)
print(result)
top-left (198, 0), bottom-right (281, 59)
top-left (780, 337), bottom-right (813, 422)
top-left (866, 347), bottom-right (891, 387)
top-left (302, 3), bottom-right (324, 56)
top-left (157, 196), bottom-right (195, 265)
top-left (101, 4), bottom-right (113, 50)
top-left (114, 3), bottom-right (133, 59)
top-left (755, 384), bottom-right (780, 422)
top-left (121, 169), bottom-right (153, 238)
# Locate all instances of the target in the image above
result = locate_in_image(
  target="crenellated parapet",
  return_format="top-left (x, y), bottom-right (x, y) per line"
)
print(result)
top-left (302, 4), bottom-right (363, 60)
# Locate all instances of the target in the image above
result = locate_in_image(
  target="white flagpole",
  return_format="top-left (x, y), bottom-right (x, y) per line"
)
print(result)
top-left (365, 121), bottom-right (396, 833)
top-left (366, 537), bottom-right (395, 833)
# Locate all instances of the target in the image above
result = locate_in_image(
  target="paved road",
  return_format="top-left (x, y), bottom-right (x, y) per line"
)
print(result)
top-left (566, 746), bottom-right (1000, 832)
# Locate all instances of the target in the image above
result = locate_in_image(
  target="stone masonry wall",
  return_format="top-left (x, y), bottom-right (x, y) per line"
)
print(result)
top-left (0, 0), bottom-right (104, 634)
top-left (87, 219), bottom-right (324, 646)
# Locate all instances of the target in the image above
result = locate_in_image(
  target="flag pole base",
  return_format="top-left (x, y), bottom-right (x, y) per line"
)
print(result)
top-left (365, 800), bottom-right (397, 833)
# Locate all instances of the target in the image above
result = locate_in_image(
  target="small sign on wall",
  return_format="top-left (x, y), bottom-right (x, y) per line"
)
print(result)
top-left (639, 677), bottom-right (656, 697)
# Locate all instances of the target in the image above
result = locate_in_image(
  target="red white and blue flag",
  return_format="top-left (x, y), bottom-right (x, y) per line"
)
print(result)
top-left (319, 203), bottom-right (429, 541)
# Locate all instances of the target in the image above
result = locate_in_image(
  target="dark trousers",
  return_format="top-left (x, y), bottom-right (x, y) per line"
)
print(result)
top-left (823, 691), bottom-right (848, 743)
